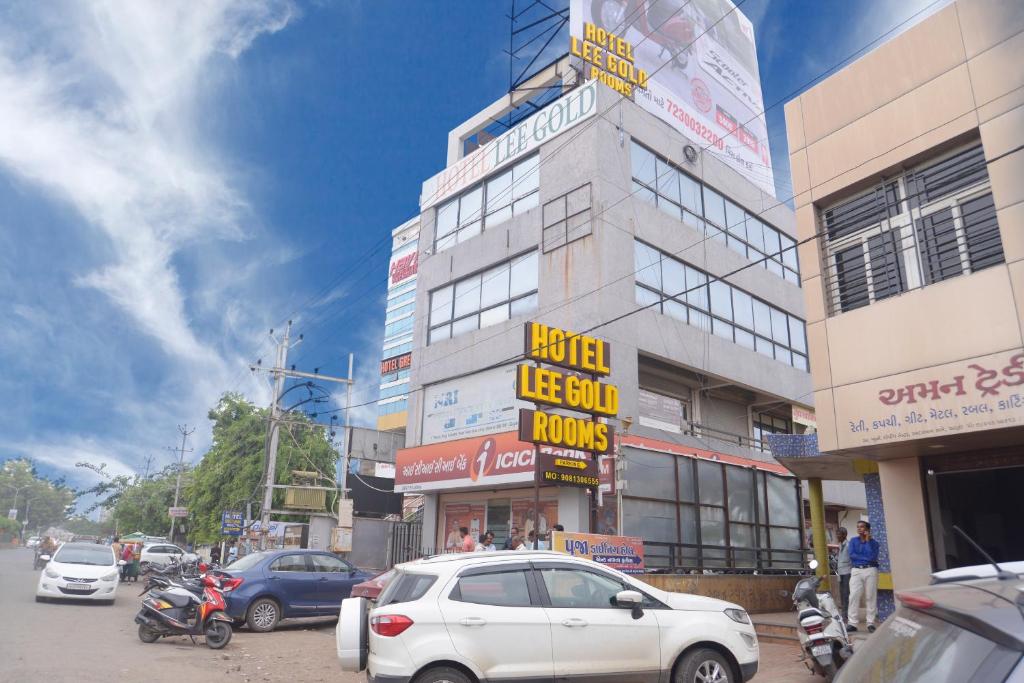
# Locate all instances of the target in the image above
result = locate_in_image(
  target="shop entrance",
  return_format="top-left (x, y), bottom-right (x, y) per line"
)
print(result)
top-left (925, 460), bottom-right (1024, 570)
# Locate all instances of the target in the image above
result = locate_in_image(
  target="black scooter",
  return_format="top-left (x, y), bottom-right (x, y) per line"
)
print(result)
top-left (134, 574), bottom-right (233, 649)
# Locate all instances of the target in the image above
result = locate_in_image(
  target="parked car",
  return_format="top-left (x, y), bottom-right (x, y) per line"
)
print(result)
top-left (36, 542), bottom-right (122, 604)
top-left (350, 569), bottom-right (395, 600)
top-left (337, 551), bottom-right (759, 683)
top-left (835, 562), bottom-right (1024, 683)
top-left (220, 549), bottom-right (372, 632)
top-left (139, 543), bottom-right (189, 567)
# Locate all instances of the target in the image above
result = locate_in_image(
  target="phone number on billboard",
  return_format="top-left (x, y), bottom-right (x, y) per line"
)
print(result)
top-left (543, 471), bottom-right (599, 487)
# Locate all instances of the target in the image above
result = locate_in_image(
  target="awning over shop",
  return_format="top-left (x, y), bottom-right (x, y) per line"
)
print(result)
top-left (763, 433), bottom-right (863, 481)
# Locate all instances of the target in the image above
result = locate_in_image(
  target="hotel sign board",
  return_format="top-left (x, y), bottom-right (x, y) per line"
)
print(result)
top-left (420, 81), bottom-right (599, 210)
top-left (516, 322), bottom-right (618, 483)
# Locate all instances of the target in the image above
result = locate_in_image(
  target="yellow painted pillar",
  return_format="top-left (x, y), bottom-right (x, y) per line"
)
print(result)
top-left (808, 478), bottom-right (828, 577)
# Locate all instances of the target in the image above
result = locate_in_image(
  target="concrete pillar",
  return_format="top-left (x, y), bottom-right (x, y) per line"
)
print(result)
top-left (878, 458), bottom-right (931, 589)
top-left (557, 488), bottom-right (589, 533)
top-left (808, 478), bottom-right (829, 577)
top-left (422, 493), bottom-right (438, 554)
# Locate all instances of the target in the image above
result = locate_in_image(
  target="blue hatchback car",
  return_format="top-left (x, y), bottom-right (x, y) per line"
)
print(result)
top-left (220, 549), bottom-right (372, 632)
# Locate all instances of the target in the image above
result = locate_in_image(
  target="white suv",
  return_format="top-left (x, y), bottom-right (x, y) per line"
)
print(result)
top-left (337, 551), bottom-right (758, 683)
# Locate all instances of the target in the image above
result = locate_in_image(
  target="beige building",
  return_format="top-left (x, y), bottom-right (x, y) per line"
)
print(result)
top-left (779, 0), bottom-right (1024, 593)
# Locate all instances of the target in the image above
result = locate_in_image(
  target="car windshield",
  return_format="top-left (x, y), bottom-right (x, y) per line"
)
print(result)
top-left (226, 552), bottom-right (270, 572)
top-left (835, 608), bottom-right (1019, 683)
top-left (53, 545), bottom-right (114, 566)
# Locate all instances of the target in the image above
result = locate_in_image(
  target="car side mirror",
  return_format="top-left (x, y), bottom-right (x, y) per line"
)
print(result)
top-left (40, 555), bottom-right (50, 562)
top-left (615, 590), bottom-right (644, 619)
top-left (118, 560), bottom-right (127, 566)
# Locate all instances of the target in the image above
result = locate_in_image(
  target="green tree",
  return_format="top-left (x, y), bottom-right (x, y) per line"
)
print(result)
top-left (0, 459), bottom-right (74, 534)
top-left (186, 393), bottom-right (339, 543)
top-left (76, 462), bottom-right (187, 537)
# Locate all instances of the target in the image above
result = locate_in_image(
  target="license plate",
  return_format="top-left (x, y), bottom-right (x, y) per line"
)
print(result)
top-left (64, 583), bottom-right (92, 591)
top-left (812, 644), bottom-right (831, 657)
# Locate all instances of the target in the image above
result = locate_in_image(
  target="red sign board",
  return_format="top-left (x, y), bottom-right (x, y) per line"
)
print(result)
top-left (389, 252), bottom-right (418, 287)
top-left (380, 352), bottom-right (412, 375)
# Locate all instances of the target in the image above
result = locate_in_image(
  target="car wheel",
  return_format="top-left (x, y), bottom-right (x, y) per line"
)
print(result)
top-left (138, 624), bottom-right (160, 643)
top-left (246, 598), bottom-right (280, 633)
top-left (413, 666), bottom-right (472, 683)
top-left (674, 648), bottom-right (734, 683)
top-left (205, 620), bottom-right (233, 649)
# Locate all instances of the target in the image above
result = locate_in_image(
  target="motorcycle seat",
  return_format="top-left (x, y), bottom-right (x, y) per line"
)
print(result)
top-left (155, 591), bottom-right (195, 608)
top-left (799, 608), bottom-right (824, 621)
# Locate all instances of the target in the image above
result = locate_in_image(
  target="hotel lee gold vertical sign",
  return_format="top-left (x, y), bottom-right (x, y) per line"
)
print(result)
top-left (517, 323), bottom-right (617, 486)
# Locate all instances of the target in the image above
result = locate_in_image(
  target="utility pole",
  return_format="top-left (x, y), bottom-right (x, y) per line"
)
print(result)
top-left (251, 323), bottom-right (355, 551)
top-left (339, 353), bottom-right (355, 501)
top-left (168, 424), bottom-right (195, 542)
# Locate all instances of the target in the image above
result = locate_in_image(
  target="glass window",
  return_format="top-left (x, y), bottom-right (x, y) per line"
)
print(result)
top-left (789, 316), bottom-right (806, 354)
top-left (436, 199), bottom-right (458, 239)
top-left (461, 186), bottom-right (483, 226)
top-left (656, 158), bottom-right (681, 206)
top-left (624, 450), bottom-right (676, 500)
top-left (662, 258), bottom-right (686, 297)
top-left (486, 169), bottom-right (513, 216)
top-left (636, 285), bottom-right (662, 309)
top-left (429, 252), bottom-right (538, 344)
top-left (732, 289), bottom-right (753, 330)
top-left (727, 467), bottom-right (755, 522)
top-left (824, 143), bottom-right (1001, 313)
top-left (767, 475), bottom-right (799, 527)
top-left (917, 209), bottom-right (963, 285)
top-left (430, 285), bottom-right (453, 324)
top-left (680, 174), bottom-right (702, 215)
top-left (453, 275), bottom-right (481, 319)
top-left (725, 200), bottom-right (746, 236)
top-left (636, 241), bottom-right (807, 369)
top-left (703, 186), bottom-right (726, 228)
top-left (631, 142), bottom-right (656, 187)
top-left (510, 251), bottom-right (538, 297)
top-left (513, 154), bottom-right (540, 200)
top-left (378, 572), bottom-right (436, 607)
top-left (698, 461), bottom-right (723, 505)
top-left (623, 499), bottom-right (676, 543)
top-left (961, 193), bottom-right (1002, 270)
top-left (270, 555), bottom-right (309, 572)
top-left (635, 241), bottom-right (662, 289)
top-left (540, 568), bottom-right (624, 609)
top-left (310, 554), bottom-right (350, 573)
top-left (781, 235), bottom-right (799, 270)
top-left (454, 570), bottom-right (532, 607)
top-left (480, 262), bottom-right (511, 308)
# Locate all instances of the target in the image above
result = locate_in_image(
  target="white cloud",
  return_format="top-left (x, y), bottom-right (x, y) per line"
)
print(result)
top-left (0, 1), bottom-right (294, 363)
top-left (0, 1), bottom-right (298, 496)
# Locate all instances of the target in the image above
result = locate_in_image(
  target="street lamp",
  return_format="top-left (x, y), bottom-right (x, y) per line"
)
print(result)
top-left (21, 496), bottom-right (40, 542)
top-left (1, 483), bottom-right (30, 520)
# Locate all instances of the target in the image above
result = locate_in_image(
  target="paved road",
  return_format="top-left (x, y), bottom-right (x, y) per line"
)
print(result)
top-left (1, 548), bottom-right (815, 682)
top-left (0, 548), bottom-right (360, 682)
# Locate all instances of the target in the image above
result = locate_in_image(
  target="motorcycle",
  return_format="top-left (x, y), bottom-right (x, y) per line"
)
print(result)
top-left (793, 559), bottom-right (853, 680)
top-left (134, 573), bottom-right (233, 649)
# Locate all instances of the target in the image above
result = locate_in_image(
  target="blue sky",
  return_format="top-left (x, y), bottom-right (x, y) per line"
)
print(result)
top-left (0, 0), bottom-right (946, 504)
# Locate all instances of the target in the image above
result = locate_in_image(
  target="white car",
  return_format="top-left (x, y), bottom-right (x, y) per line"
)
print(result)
top-left (139, 543), bottom-right (190, 567)
top-left (337, 551), bottom-right (759, 683)
top-left (36, 542), bottom-right (122, 604)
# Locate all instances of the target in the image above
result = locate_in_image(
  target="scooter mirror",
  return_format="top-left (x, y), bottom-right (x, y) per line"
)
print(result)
top-left (808, 559), bottom-right (819, 570)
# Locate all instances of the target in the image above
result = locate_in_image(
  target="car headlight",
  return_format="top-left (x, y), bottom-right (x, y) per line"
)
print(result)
top-left (44, 567), bottom-right (60, 579)
top-left (101, 571), bottom-right (119, 582)
top-left (725, 608), bottom-right (750, 624)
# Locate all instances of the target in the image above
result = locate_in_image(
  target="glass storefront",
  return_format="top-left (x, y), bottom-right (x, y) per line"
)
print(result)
top-left (438, 489), bottom-right (560, 551)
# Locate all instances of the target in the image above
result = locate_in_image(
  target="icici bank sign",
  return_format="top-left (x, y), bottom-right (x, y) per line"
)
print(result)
top-left (394, 431), bottom-right (595, 493)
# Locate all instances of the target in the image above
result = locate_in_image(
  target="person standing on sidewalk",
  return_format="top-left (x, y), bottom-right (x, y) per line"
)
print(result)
top-left (836, 527), bottom-right (852, 620)
top-left (847, 520), bottom-right (880, 633)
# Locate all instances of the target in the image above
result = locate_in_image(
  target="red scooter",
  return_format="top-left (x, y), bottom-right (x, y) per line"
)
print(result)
top-left (135, 573), bottom-right (233, 649)
top-left (590, 0), bottom-right (697, 72)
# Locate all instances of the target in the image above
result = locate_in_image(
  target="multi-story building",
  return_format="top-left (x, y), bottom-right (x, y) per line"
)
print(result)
top-left (394, 10), bottom-right (864, 566)
top-left (376, 217), bottom-right (420, 433)
top-left (776, 0), bottom-right (1023, 594)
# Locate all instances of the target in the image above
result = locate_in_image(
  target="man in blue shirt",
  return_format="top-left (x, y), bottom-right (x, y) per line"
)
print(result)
top-left (847, 520), bottom-right (880, 632)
